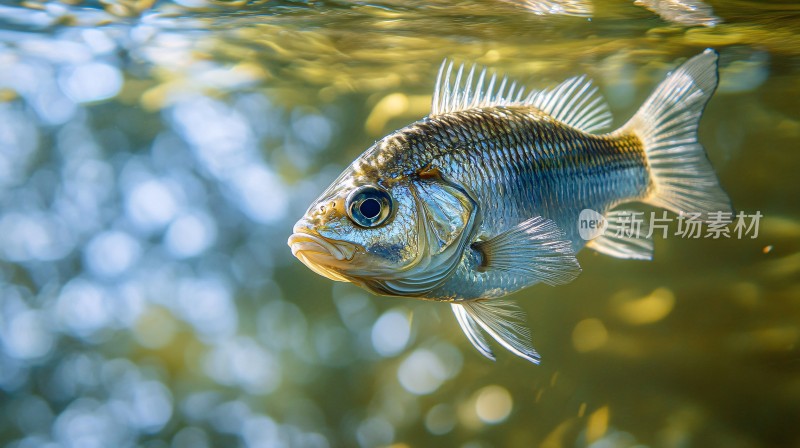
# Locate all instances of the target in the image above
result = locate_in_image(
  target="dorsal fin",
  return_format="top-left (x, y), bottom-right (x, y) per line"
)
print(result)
top-left (525, 76), bottom-right (613, 133)
top-left (431, 60), bottom-right (526, 116)
top-left (431, 60), bottom-right (613, 133)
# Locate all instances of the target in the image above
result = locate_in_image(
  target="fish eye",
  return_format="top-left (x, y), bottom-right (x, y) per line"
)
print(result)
top-left (346, 185), bottom-right (393, 228)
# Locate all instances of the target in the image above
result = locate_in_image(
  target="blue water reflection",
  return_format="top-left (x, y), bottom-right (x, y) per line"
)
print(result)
top-left (0, 4), bottom-right (340, 445)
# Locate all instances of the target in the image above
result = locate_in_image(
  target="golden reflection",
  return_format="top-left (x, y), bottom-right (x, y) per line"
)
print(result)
top-left (540, 418), bottom-right (577, 448)
top-left (586, 405), bottom-right (610, 444)
top-left (572, 318), bottom-right (609, 352)
top-left (614, 287), bottom-right (675, 325)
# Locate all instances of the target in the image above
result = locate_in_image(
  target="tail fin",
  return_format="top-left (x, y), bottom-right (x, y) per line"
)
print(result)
top-left (622, 49), bottom-right (732, 219)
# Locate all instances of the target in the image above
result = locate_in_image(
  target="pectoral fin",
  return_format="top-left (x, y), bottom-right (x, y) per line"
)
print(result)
top-left (454, 300), bottom-right (540, 364)
top-left (473, 216), bottom-right (581, 286)
top-left (449, 218), bottom-right (581, 364)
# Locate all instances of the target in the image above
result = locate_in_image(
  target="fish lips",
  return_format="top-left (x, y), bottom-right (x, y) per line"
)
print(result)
top-left (288, 231), bottom-right (355, 261)
top-left (288, 227), bottom-right (358, 282)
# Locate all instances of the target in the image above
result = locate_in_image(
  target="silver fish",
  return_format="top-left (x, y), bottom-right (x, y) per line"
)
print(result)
top-left (634, 0), bottom-right (720, 27)
top-left (289, 50), bottom-right (731, 364)
top-left (500, 0), bottom-right (593, 17)
top-left (503, 0), bottom-right (719, 26)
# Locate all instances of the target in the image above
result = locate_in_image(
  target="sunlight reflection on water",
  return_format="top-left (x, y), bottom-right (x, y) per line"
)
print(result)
top-left (0, 5), bottom-right (329, 445)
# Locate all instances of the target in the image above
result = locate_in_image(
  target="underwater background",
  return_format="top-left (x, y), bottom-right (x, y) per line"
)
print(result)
top-left (0, 0), bottom-right (799, 446)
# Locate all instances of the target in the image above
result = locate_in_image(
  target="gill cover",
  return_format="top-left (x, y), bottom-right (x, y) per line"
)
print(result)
top-left (373, 172), bottom-right (478, 297)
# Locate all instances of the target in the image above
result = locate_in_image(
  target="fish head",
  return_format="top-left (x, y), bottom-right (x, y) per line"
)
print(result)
top-left (289, 163), bottom-right (477, 297)
top-left (289, 169), bottom-right (420, 284)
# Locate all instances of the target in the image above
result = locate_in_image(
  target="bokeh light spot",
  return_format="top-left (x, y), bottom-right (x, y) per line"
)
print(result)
top-left (371, 308), bottom-right (411, 357)
top-left (474, 385), bottom-right (513, 424)
top-left (59, 62), bottom-right (122, 103)
top-left (615, 288), bottom-right (675, 325)
top-left (397, 349), bottom-right (447, 395)
top-left (572, 318), bottom-right (609, 353)
top-left (84, 230), bottom-right (141, 278)
top-left (425, 404), bottom-right (456, 435)
top-left (126, 179), bottom-right (179, 231)
top-left (164, 211), bottom-right (216, 258)
top-left (3, 310), bottom-right (54, 360)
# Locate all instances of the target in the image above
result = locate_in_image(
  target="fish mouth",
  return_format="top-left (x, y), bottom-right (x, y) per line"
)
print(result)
top-left (288, 230), bottom-right (358, 282)
top-left (288, 232), bottom-right (356, 261)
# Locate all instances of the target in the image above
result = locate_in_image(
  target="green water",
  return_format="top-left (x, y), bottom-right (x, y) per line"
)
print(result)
top-left (0, 1), bottom-right (799, 447)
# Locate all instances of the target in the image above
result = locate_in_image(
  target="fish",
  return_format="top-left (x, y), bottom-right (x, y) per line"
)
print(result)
top-left (500, 0), bottom-right (593, 17)
top-left (634, 0), bottom-right (720, 27)
top-left (502, 0), bottom-right (719, 26)
top-left (289, 49), bottom-right (731, 364)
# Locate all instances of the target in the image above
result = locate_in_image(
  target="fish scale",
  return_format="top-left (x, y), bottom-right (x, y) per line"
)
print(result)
top-left (384, 107), bottom-right (649, 249)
